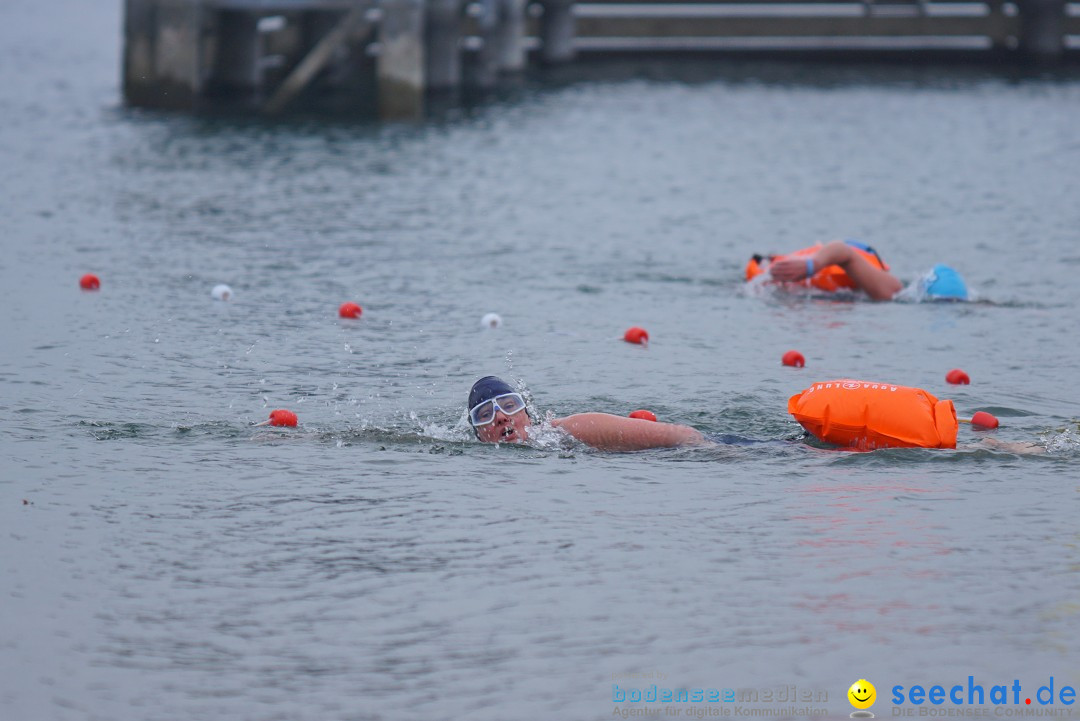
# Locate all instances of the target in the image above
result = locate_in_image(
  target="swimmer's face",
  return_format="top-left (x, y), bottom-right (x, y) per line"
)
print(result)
top-left (474, 408), bottom-right (532, 444)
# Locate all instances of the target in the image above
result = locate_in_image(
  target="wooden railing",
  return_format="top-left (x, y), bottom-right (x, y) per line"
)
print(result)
top-left (573, 1), bottom-right (1015, 47)
top-left (560, 1), bottom-right (1080, 53)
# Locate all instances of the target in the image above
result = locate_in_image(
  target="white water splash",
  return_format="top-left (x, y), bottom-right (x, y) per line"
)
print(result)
top-left (1042, 426), bottom-right (1080, 455)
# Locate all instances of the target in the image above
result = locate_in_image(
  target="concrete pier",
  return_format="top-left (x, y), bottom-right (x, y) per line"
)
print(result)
top-left (464, 0), bottom-right (500, 89)
top-left (1018, 0), bottom-right (1067, 60)
top-left (377, 0), bottom-right (425, 119)
top-left (124, 0), bottom-right (208, 110)
top-left (538, 0), bottom-right (575, 64)
top-left (494, 0), bottom-right (527, 73)
top-left (212, 11), bottom-right (261, 93)
top-left (122, 0), bottom-right (1078, 119)
top-left (425, 0), bottom-right (463, 91)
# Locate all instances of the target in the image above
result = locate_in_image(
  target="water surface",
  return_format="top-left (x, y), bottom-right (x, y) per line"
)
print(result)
top-left (2, 2), bottom-right (1080, 719)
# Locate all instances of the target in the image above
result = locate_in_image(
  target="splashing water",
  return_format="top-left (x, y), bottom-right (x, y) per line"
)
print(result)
top-left (894, 274), bottom-right (981, 304)
top-left (1042, 425), bottom-right (1080, 455)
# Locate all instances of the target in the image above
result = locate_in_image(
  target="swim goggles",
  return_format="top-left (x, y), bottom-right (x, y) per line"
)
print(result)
top-left (469, 392), bottom-right (527, 427)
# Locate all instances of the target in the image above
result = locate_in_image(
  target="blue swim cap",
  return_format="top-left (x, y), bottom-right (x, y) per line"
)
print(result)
top-left (921, 264), bottom-right (969, 300)
top-left (468, 376), bottom-right (515, 411)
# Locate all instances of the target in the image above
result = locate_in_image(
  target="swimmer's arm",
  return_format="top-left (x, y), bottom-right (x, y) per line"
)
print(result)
top-left (769, 240), bottom-right (902, 301)
top-left (976, 438), bottom-right (1046, 455)
top-left (552, 413), bottom-right (707, 451)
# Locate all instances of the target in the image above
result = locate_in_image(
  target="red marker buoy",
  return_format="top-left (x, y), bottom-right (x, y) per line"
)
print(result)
top-left (629, 410), bottom-right (657, 422)
top-left (339, 302), bottom-right (362, 319)
top-left (782, 350), bottom-right (805, 368)
top-left (946, 369), bottom-right (970, 385)
top-left (970, 411), bottom-right (999, 429)
top-left (79, 273), bottom-right (100, 290)
top-left (268, 409), bottom-right (298, 427)
top-left (624, 327), bottom-right (649, 345)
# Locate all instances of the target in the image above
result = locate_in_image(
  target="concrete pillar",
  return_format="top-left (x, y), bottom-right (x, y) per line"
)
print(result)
top-left (1018, 0), bottom-right (1065, 61)
top-left (378, 0), bottom-right (426, 120)
top-left (213, 11), bottom-right (261, 91)
top-left (426, 0), bottom-right (463, 91)
top-left (124, 0), bottom-right (207, 109)
top-left (466, 0), bottom-right (499, 89)
top-left (985, 0), bottom-right (1010, 52)
top-left (152, 0), bottom-right (206, 108)
top-left (123, 0), bottom-right (158, 105)
top-left (494, 0), bottom-right (527, 73)
top-left (538, 0), bottom-right (574, 64)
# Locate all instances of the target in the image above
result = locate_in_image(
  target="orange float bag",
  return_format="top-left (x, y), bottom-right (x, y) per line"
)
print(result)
top-left (745, 241), bottom-right (889, 293)
top-left (787, 380), bottom-right (958, 450)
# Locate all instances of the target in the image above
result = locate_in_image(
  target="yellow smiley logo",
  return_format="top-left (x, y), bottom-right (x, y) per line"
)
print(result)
top-left (848, 679), bottom-right (876, 709)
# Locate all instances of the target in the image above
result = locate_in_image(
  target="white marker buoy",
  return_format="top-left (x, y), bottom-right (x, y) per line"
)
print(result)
top-left (481, 312), bottom-right (502, 329)
top-left (212, 284), bottom-right (233, 301)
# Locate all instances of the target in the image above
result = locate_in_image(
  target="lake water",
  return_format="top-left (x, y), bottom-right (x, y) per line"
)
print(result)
top-left (2, 2), bottom-right (1080, 720)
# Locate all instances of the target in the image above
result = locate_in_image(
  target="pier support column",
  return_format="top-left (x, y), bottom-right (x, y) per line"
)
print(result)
top-left (494, 0), bottom-right (527, 73)
top-left (985, 0), bottom-right (1010, 52)
top-left (426, 0), bottom-right (463, 91)
top-left (213, 11), bottom-right (261, 92)
top-left (123, 0), bottom-right (156, 104)
top-left (466, 0), bottom-right (500, 89)
top-left (1018, 0), bottom-right (1065, 61)
top-left (539, 0), bottom-right (575, 64)
top-left (378, 0), bottom-right (426, 120)
top-left (124, 0), bottom-right (206, 109)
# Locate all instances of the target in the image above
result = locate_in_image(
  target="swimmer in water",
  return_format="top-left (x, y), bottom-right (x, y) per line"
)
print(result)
top-left (467, 377), bottom-right (1043, 454)
top-left (752, 240), bottom-right (969, 301)
top-left (467, 376), bottom-right (706, 451)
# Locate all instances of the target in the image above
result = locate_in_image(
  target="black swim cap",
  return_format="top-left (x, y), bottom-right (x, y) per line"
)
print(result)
top-left (468, 376), bottom-right (515, 412)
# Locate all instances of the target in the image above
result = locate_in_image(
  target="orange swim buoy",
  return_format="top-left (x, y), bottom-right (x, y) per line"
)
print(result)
top-left (787, 380), bottom-right (958, 450)
top-left (745, 241), bottom-right (889, 293)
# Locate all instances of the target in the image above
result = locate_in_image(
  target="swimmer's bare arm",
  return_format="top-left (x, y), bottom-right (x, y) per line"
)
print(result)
top-left (552, 413), bottom-right (707, 452)
top-left (769, 240), bottom-right (903, 301)
top-left (977, 438), bottom-right (1046, 455)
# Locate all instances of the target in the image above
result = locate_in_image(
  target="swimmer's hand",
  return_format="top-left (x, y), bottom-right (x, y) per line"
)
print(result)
top-left (768, 256), bottom-right (813, 282)
top-left (552, 413), bottom-right (706, 452)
